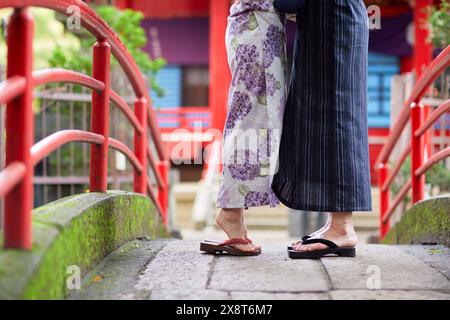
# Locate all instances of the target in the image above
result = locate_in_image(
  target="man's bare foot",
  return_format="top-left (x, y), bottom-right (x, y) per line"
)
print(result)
top-left (293, 212), bottom-right (357, 252)
top-left (291, 213), bottom-right (331, 247)
top-left (216, 208), bottom-right (259, 253)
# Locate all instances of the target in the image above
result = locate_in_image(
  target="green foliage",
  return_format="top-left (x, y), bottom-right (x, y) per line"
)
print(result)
top-left (426, 159), bottom-right (450, 191)
top-left (427, 0), bottom-right (450, 47)
top-left (48, 5), bottom-right (166, 97)
top-left (48, 46), bottom-right (92, 75)
top-left (391, 154), bottom-right (450, 204)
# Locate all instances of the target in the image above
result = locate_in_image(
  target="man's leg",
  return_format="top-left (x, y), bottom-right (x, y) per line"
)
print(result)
top-left (293, 212), bottom-right (357, 252)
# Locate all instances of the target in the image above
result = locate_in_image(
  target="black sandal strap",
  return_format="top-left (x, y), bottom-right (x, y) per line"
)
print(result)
top-left (301, 238), bottom-right (338, 248)
top-left (301, 235), bottom-right (311, 241)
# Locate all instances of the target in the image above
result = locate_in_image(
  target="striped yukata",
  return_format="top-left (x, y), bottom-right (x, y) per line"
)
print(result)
top-left (216, 0), bottom-right (287, 209)
top-left (272, 0), bottom-right (373, 212)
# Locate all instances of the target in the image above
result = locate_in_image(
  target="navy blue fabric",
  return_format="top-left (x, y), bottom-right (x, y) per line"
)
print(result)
top-left (272, 0), bottom-right (372, 212)
top-left (273, 0), bottom-right (306, 13)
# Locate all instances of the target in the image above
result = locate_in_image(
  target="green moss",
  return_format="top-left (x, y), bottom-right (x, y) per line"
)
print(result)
top-left (0, 191), bottom-right (168, 300)
top-left (383, 196), bottom-right (450, 246)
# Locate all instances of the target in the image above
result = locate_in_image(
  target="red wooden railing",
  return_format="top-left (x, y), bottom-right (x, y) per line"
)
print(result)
top-left (375, 45), bottom-right (450, 239)
top-left (0, 0), bottom-right (170, 250)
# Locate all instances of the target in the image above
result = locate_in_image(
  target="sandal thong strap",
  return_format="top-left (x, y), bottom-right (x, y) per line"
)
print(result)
top-left (301, 238), bottom-right (338, 248)
top-left (219, 238), bottom-right (249, 246)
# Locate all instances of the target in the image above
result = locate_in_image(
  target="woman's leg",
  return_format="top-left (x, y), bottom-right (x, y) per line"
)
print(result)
top-left (293, 212), bottom-right (358, 252)
top-left (216, 208), bottom-right (259, 252)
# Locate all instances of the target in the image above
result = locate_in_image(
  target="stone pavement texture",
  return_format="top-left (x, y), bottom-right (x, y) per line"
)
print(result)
top-left (69, 240), bottom-right (450, 300)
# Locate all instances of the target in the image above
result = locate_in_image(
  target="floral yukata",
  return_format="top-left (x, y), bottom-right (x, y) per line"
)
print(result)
top-left (216, 0), bottom-right (287, 209)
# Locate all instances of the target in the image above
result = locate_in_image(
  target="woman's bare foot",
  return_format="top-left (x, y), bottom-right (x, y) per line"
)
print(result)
top-left (216, 208), bottom-right (260, 253)
top-left (291, 213), bottom-right (331, 247)
top-left (242, 214), bottom-right (261, 251)
top-left (293, 212), bottom-right (358, 252)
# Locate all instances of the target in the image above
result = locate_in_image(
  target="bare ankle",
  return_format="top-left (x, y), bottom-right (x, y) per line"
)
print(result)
top-left (217, 209), bottom-right (243, 223)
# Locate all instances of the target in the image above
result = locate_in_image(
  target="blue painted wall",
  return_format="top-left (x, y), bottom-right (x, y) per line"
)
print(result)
top-left (367, 52), bottom-right (400, 128)
top-left (150, 65), bottom-right (182, 108)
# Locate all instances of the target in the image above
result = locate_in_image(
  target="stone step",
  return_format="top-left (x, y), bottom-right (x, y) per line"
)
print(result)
top-left (69, 240), bottom-right (450, 300)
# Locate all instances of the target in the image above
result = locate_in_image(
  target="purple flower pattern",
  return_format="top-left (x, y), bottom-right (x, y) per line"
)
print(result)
top-left (227, 162), bottom-right (260, 182)
top-left (217, 0), bottom-right (285, 209)
top-left (225, 91), bottom-right (252, 130)
top-left (263, 25), bottom-right (284, 68)
top-left (229, 12), bottom-right (251, 35)
top-left (244, 191), bottom-right (279, 208)
top-left (233, 44), bottom-right (278, 99)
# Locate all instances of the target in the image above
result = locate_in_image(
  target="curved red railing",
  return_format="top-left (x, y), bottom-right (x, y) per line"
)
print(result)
top-left (0, 1), bottom-right (170, 249)
top-left (375, 45), bottom-right (450, 238)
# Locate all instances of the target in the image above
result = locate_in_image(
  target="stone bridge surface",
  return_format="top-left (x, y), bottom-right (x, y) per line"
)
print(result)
top-left (68, 240), bottom-right (450, 300)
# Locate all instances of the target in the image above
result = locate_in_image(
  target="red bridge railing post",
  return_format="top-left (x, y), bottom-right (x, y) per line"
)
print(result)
top-left (158, 160), bottom-right (169, 225)
top-left (378, 162), bottom-right (390, 239)
top-left (134, 98), bottom-right (147, 194)
top-left (4, 8), bottom-right (34, 249)
top-left (89, 40), bottom-right (111, 192)
top-left (410, 102), bottom-right (424, 203)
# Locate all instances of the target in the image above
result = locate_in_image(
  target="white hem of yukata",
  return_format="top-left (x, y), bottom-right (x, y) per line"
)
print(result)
top-left (215, 201), bottom-right (280, 209)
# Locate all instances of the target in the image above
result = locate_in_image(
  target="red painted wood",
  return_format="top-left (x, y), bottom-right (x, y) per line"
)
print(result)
top-left (4, 8), bottom-right (34, 249)
top-left (108, 138), bottom-right (143, 173)
top-left (117, 0), bottom-right (210, 18)
top-left (410, 102), bottom-right (425, 203)
top-left (415, 100), bottom-right (450, 137)
top-left (158, 160), bottom-right (170, 226)
top-left (378, 163), bottom-right (390, 239)
top-left (381, 144), bottom-right (411, 192)
top-left (383, 179), bottom-right (412, 223)
top-left (110, 90), bottom-right (143, 134)
top-left (414, 0), bottom-right (433, 78)
top-left (414, 0), bottom-right (433, 160)
top-left (0, 76), bottom-right (26, 105)
top-left (400, 56), bottom-right (413, 74)
top-left (0, 162), bottom-right (26, 198)
top-left (368, 128), bottom-right (390, 136)
top-left (89, 40), bottom-right (111, 192)
top-left (147, 148), bottom-right (164, 189)
top-left (31, 130), bottom-right (104, 166)
top-left (209, 0), bottom-right (231, 132)
top-left (374, 44), bottom-right (450, 238)
top-left (147, 180), bottom-right (164, 217)
top-left (32, 68), bottom-right (105, 91)
top-left (415, 147), bottom-right (450, 177)
top-left (0, 1), bottom-right (171, 249)
top-left (134, 98), bottom-right (148, 194)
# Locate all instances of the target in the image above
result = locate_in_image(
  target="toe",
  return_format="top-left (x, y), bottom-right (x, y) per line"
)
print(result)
top-left (306, 243), bottom-right (326, 252)
top-left (252, 244), bottom-right (262, 251)
top-left (236, 244), bottom-right (259, 253)
top-left (293, 244), bottom-right (305, 251)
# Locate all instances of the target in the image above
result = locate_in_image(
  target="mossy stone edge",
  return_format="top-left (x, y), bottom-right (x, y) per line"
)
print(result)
top-left (0, 191), bottom-right (168, 300)
top-left (383, 196), bottom-right (450, 246)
